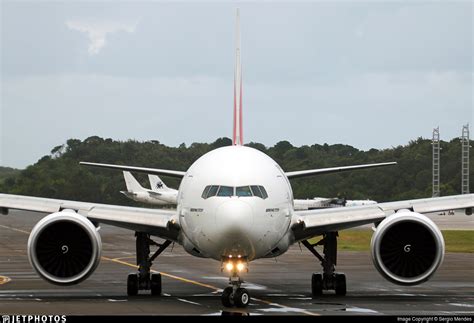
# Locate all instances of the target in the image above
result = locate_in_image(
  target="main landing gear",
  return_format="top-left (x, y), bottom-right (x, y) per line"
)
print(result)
top-left (127, 232), bottom-right (172, 296)
top-left (302, 232), bottom-right (346, 297)
top-left (220, 257), bottom-right (250, 308)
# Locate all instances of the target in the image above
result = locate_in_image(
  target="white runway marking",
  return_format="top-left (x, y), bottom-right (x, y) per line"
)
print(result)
top-left (393, 293), bottom-right (427, 297)
top-left (257, 306), bottom-right (316, 314)
top-left (345, 307), bottom-right (378, 314)
top-left (177, 298), bottom-right (201, 306)
top-left (241, 283), bottom-right (267, 290)
top-left (449, 303), bottom-right (474, 308)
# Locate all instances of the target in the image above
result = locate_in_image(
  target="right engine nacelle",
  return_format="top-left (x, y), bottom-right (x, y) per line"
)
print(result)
top-left (371, 211), bottom-right (444, 285)
top-left (27, 210), bottom-right (102, 285)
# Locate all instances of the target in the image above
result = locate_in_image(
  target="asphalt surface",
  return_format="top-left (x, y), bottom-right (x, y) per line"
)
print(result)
top-left (0, 210), bottom-right (473, 316)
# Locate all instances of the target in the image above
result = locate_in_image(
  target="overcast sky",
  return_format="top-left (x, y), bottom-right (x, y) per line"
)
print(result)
top-left (1, 1), bottom-right (472, 168)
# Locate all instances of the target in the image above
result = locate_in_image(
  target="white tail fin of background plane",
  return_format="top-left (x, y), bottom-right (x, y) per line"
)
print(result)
top-left (148, 174), bottom-right (170, 191)
top-left (233, 8), bottom-right (243, 146)
top-left (123, 171), bottom-right (145, 192)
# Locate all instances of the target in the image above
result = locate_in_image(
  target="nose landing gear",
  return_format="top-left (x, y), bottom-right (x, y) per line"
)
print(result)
top-left (221, 280), bottom-right (250, 308)
top-left (221, 257), bottom-right (250, 308)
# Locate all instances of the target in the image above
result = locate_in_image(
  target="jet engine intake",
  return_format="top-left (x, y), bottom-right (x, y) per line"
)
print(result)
top-left (371, 211), bottom-right (444, 285)
top-left (27, 210), bottom-right (101, 285)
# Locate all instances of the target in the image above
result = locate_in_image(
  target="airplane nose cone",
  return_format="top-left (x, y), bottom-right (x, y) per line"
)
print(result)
top-left (216, 199), bottom-right (253, 231)
top-left (215, 199), bottom-right (254, 257)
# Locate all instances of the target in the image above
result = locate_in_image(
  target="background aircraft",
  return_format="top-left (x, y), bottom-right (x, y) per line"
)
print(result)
top-left (121, 171), bottom-right (178, 206)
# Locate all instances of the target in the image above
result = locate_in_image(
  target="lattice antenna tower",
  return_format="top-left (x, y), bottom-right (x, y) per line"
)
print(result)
top-left (432, 127), bottom-right (440, 197)
top-left (461, 124), bottom-right (470, 194)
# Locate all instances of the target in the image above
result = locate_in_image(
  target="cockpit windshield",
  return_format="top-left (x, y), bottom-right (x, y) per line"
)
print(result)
top-left (236, 186), bottom-right (252, 197)
top-left (217, 186), bottom-right (234, 197)
top-left (202, 185), bottom-right (268, 199)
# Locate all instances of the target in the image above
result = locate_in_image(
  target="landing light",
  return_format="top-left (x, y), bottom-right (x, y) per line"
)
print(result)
top-left (222, 256), bottom-right (248, 273)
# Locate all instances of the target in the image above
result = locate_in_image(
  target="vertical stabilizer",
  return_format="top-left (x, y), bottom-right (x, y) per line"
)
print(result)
top-left (148, 174), bottom-right (169, 191)
top-left (123, 171), bottom-right (145, 192)
top-left (233, 8), bottom-right (243, 146)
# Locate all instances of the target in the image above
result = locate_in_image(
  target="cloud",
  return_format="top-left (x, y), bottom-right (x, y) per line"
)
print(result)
top-left (66, 20), bottom-right (137, 55)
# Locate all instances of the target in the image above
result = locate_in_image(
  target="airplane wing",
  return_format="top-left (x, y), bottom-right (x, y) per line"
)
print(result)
top-left (291, 194), bottom-right (474, 241)
top-left (80, 162), bottom-right (186, 178)
top-left (0, 193), bottom-right (180, 241)
top-left (285, 162), bottom-right (397, 179)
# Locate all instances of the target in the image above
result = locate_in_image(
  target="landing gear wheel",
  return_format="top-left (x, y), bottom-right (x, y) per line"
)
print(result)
top-left (233, 288), bottom-right (250, 308)
top-left (127, 273), bottom-right (139, 296)
top-left (221, 287), bottom-right (233, 307)
top-left (311, 273), bottom-right (323, 296)
top-left (334, 273), bottom-right (346, 296)
top-left (150, 273), bottom-right (162, 296)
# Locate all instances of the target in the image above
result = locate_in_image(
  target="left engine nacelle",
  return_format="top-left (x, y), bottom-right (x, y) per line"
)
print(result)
top-left (27, 210), bottom-right (102, 285)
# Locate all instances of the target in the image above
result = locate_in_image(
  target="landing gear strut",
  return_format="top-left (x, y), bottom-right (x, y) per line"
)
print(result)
top-left (302, 232), bottom-right (346, 297)
top-left (127, 232), bottom-right (171, 296)
top-left (220, 258), bottom-right (250, 308)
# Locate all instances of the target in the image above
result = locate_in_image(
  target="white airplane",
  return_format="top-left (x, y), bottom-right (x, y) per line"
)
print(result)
top-left (293, 198), bottom-right (377, 210)
top-left (345, 199), bottom-right (377, 207)
top-left (1, 9), bottom-right (473, 308)
top-left (121, 171), bottom-right (178, 206)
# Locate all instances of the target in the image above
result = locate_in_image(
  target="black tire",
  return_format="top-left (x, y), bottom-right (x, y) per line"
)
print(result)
top-left (311, 273), bottom-right (323, 297)
top-left (127, 273), bottom-right (139, 296)
top-left (221, 287), bottom-right (233, 307)
top-left (151, 273), bottom-right (162, 296)
top-left (334, 273), bottom-right (346, 296)
top-left (233, 288), bottom-right (250, 308)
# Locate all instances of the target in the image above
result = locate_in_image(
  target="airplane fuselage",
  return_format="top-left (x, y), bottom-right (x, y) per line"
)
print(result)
top-left (177, 145), bottom-right (294, 261)
top-left (121, 190), bottom-right (177, 206)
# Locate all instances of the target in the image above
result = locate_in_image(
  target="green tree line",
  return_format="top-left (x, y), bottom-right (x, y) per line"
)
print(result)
top-left (0, 166), bottom-right (21, 185)
top-left (0, 136), bottom-right (472, 205)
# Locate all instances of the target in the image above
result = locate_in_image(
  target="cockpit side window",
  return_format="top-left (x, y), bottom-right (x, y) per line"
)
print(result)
top-left (201, 185), bottom-right (212, 199)
top-left (217, 186), bottom-right (234, 197)
top-left (203, 185), bottom-right (219, 198)
top-left (259, 186), bottom-right (268, 199)
top-left (250, 185), bottom-right (263, 198)
top-left (236, 186), bottom-right (253, 197)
